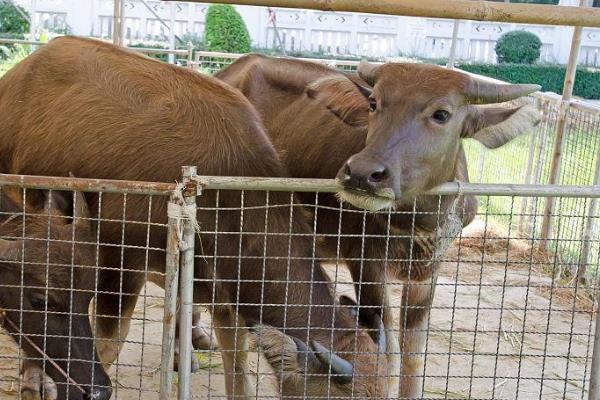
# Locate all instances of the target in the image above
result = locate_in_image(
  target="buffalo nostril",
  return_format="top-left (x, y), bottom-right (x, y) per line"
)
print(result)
top-left (369, 169), bottom-right (389, 183)
top-left (85, 386), bottom-right (112, 400)
top-left (341, 163), bottom-right (352, 181)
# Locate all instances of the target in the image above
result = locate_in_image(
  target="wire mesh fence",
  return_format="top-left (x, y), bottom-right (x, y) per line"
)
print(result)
top-left (0, 176), bottom-right (176, 400)
top-left (0, 173), bottom-right (598, 400)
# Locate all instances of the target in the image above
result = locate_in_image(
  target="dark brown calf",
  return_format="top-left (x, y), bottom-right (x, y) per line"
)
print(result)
top-left (0, 189), bottom-right (112, 400)
top-left (217, 53), bottom-right (541, 398)
top-left (0, 37), bottom-right (387, 399)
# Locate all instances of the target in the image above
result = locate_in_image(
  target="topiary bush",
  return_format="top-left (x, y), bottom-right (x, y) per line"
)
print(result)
top-left (204, 4), bottom-right (251, 53)
top-left (495, 30), bottom-right (542, 64)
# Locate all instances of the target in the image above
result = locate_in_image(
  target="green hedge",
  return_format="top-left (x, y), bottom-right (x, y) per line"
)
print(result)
top-left (204, 5), bottom-right (251, 53)
top-left (457, 63), bottom-right (600, 100)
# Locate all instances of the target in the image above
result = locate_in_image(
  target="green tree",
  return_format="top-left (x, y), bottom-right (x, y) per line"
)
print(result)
top-left (0, 2), bottom-right (30, 34)
top-left (495, 30), bottom-right (542, 64)
top-left (204, 4), bottom-right (251, 53)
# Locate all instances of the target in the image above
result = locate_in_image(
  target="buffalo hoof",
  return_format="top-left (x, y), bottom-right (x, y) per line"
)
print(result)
top-left (173, 349), bottom-right (201, 373)
top-left (21, 365), bottom-right (58, 400)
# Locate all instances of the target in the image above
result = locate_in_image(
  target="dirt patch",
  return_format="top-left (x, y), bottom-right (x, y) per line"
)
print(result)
top-left (0, 219), bottom-right (596, 399)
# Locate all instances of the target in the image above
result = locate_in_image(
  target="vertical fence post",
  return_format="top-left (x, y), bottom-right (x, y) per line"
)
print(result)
top-left (578, 145), bottom-right (600, 283)
top-left (178, 166), bottom-right (197, 400)
top-left (30, 0), bottom-right (37, 45)
top-left (518, 97), bottom-right (542, 233)
top-left (169, 2), bottom-right (176, 64)
top-left (113, 0), bottom-right (123, 46)
top-left (540, 0), bottom-right (588, 247)
top-left (447, 19), bottom-right (460, 69)
top-left (589, 303), bottom-right (600, 400)
top-left (476, 145), bottom-right (486, 183)
top-left (159, 194), bottom-right (183, 400)
top-left (187, 41), bottom-right (194, 69)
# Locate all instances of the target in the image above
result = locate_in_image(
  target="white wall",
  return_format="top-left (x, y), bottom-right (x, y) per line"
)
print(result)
top-left (13, 0), bottom-right (600, 66)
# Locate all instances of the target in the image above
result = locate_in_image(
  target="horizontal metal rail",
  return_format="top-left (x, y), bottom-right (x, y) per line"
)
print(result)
top-left (171, 0), bottom-right (600, 27)
top-left (0, 174), bottom-right (175, 195)
top-left (194, 176), bottom-right (600, 197)
top-left (1, 173), bottom-right (599, 197)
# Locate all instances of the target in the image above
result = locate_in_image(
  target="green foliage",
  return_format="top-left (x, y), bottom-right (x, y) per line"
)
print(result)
top-left (204, 5), bottom-right (251, 53)
top-left (0, 43), bottom-right (28, 76)
top-left (457, 63), bottom-right (600, 99)
top-left (0, 2), bottom-right (30, 34)
top-left (128, 41), bottom-right (170, 62)
top-left (495, 30), bottom-right (542, 64)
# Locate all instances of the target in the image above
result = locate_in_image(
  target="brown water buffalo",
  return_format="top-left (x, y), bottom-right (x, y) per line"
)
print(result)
top-left (0, 37), bottom-right (388, 399)
top-left (0, 188), bottom-right (112, 400)
top-left (217, 53), bottom-right (541, 398)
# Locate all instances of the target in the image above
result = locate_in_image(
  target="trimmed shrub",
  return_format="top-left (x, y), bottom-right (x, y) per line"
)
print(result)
top-left (495, 31), bottom-right (542, 64)
top-left (204, 5), bottom-right (251, 53)
top-left (457, 63), bottom-right (600, 100)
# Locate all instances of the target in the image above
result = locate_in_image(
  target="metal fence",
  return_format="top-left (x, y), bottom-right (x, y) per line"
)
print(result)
top-left (0, 172), bottom-right (599, 399)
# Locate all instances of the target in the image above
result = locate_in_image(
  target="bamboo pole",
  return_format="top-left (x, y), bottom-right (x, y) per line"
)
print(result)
top-left (163, 0), bottom-right (600, 27)
top-left (447, 20), bottom-right (460, 69)
top-left (540, 0), bottom-right (588, 248)
top-left (113, 0), bottom-right (123, 46)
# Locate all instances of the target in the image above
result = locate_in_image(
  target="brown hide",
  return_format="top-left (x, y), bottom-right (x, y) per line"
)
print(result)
top-left (0, 37), bottom-right (386, 398)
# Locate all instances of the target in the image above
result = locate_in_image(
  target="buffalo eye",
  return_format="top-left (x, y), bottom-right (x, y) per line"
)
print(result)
top-left (29, 292), bottom-right (48, 311)
top-left (368, 97), bottom-right (377, 112)
top-left (431, 110), bottom-right (451, 124)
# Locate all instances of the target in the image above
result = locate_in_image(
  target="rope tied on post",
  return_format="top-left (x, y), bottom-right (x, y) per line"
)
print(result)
top-left (431, 180), bottom-right (465, 264)
top-left (168, 181), bottom-right (200, 251)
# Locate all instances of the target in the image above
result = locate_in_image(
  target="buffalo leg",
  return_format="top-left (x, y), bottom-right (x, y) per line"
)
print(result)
top-left (346, 259), bottom-right (401, 398)
top-left (20, 360), bottom-right (58, 400)
top-left (398, 273), bottom-right (437, 399)
top-left (93, 269), bottom-right (144, 369)
top-left (213, 310), bottom-right (252, 400)
top-left (174, 305), bottom-right (217, 372)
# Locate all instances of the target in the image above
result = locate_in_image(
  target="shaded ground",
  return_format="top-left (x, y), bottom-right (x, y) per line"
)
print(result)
top-left (0, 219), bottom-right (596, 399)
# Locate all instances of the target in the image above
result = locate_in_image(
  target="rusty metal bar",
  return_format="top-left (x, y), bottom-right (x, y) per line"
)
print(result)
top-left (0, 174), bottom-right (175, 195)
top-left (178, 166), bottom-right (197, 400)
top-left (165, 0), bottom-right (600, 27)
top-left (193, 175), bottom-right (600, 198)
top-left (159, 194), bottom-right (181, 400)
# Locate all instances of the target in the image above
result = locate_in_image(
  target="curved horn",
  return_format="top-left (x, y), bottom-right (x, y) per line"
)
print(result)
top-left (309, 340), bottom-right (354, 384)
top-left (465, 78), bottom-right (541, 104)
top-left (357, 60), bottom-right (380, 87)
top-left (373, 313), bottom-right (386, 353)
top-left (0, 239), bottom-right (23, 262)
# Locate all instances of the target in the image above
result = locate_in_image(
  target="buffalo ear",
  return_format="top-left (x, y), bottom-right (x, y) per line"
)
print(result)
top-left (0, 189), bottom-right (22, 221)
top-left (306, 75), bottom-right (369, 127)
top-left (346, 74), bottom-right (373, 99)
top-left (462, 104), bottom-right (541, 149)
top-left (357, 60), bottom-right (381, 87)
